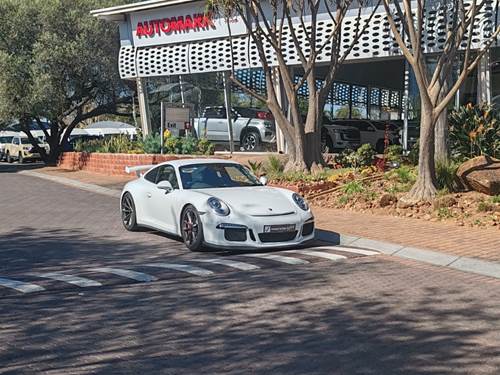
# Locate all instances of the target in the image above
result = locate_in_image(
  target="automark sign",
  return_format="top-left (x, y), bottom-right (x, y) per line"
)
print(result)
top-left (130, 1), bottom-right (246, 47)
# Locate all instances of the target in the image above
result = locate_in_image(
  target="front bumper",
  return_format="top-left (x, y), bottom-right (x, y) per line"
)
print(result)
top-left (200, 210), bottom-right (315, 249)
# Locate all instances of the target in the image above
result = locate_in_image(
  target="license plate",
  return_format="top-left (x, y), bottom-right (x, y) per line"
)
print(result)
top-left (263, 224), bottom-right (296, 233)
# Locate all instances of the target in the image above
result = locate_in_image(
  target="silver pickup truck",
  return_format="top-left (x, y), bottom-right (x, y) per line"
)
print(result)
top-left (193, 106), bottom-right (276, 151)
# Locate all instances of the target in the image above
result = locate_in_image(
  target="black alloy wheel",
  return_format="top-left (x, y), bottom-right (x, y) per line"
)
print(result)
top-left (121, 192), bottom-right (139, 231)
top-left (181, 205), bottom-right (204, 251)
top-left (242, 132), bottom-right (260, 151)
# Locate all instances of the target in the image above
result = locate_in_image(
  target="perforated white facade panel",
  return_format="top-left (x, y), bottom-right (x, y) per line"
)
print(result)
top-left (118, 45), bottom-right (137, 79)
top-left (120, 4), bottom-right (498, 80)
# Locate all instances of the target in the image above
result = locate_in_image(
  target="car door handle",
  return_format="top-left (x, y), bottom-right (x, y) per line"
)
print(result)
top-left (147, 193), bottom-right (152, 198)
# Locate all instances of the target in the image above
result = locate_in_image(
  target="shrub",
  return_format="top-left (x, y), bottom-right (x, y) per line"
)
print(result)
top-left (386, 144), bottom-right (403, 163)
top-left (342, 181), bottom-right (365, 195)
top-left (247, 160), bottom-right (264, 176)
top-left (180, 137), bottom-right (198, 154)
top-left (386, 165), bottom-right (416, 184)
top-left (75, 135), bottom-right (138, 154)
top-left (336, 144), bottom-right (375, 168)
top-left (197, 138), bottom-right (215, 155)
top-left (266, 155), bottom-right (284, 175)
top-left (354, 144), bottom-right (376, 167)
top-left (141, 133), bottom-right (162, 154)
top-left (435, 160), bottom-right (460, 192)
top-left (491, 195), bottom-right (500, 204)
top-left (477, 200), bottom-right (495, 212)
top-left (407, 140), bottom-right (419, 165)
top-left (449, 103), bottom-right (500, 161)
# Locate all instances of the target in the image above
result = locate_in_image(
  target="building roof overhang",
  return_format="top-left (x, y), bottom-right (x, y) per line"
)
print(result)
top-left (91, 0), bottom-right (198, 21)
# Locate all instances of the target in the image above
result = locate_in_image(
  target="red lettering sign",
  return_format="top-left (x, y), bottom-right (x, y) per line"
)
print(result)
top-left (136, 13), bottom-right (216, 38)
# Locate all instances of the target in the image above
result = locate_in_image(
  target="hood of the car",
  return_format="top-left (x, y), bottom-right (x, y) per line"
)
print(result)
top-left (195, 186), bottom-right (297, 216)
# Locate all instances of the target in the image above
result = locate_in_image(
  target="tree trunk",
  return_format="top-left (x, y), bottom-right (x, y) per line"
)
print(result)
top-left (434, 108), bottom-right (449, 164)
top-left (434, 78), bottom-right (450, 163)
top-left (404, 109), bottom-right (438, 203)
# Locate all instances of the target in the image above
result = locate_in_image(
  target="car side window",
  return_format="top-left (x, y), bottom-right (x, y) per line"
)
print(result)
top-left (144, 167), bottom-right (159, 183)
top-left (13, 138), bottom-right (19, 145)
top-left (156, 165), bottom-right (179, 189)
top-left (204, 107), bottom-right (226, 119)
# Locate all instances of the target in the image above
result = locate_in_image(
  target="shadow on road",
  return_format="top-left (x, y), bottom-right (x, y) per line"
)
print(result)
top-left (0, 162), bottom-right (45, 173)
top-left (0, 254), bottom-right (499, 374)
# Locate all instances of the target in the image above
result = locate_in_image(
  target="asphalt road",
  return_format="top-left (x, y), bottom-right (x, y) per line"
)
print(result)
top-left (1, 163), bottom-right (500, 374)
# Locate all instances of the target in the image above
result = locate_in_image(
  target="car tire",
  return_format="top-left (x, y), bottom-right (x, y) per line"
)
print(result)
top-left (321, 131), bottom-right (334, 153)
top-left (6, 152), bottom-right (12, 164)
top-left (181, 205), bottom-right (205, 251)
top-left (376, 139), bottom-right (385, 154)
top-left (241, 131), bottom-right (261, 152)
top-left (18, 152), bottom-right (24, 164)
top-left (121, 192), bottom-right (139, 231)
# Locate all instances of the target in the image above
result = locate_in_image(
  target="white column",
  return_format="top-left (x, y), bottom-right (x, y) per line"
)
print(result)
top-left (136, 77), bottom-right (152, 138)
top-left (223, 71), bottom-right (235, 154)
top-left (272, 68), bottom-right (286, 153)
top-left (477, 51), bottom-right (491, 104)
top-left (402, 60), bottom-right (410, 151)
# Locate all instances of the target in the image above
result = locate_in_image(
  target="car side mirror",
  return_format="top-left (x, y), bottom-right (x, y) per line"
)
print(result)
top-left (157, 180), bottom-right (173, 194)
top-left (259, 176), bottom-right (268, 186)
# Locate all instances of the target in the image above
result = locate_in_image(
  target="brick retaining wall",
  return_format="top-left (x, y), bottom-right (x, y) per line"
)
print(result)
top-left (58, 152), bottom-right (186, 176)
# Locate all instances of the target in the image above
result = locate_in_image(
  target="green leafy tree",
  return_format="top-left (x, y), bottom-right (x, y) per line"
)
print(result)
top-left (0, 0), bottom-right (134, 164)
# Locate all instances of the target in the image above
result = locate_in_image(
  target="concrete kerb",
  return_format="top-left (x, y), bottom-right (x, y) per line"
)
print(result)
top-left (19, 169), bottom-right (500, 281)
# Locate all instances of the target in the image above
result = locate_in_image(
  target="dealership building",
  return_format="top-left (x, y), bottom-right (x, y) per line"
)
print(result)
top-left (92, 0), bottom-right (500, 151)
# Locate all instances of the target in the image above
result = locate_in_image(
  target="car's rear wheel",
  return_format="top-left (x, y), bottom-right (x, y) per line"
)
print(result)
top-left (121, 192), bottom-right (139, 231)
top-left (181, 205), bottom-right (204, 251)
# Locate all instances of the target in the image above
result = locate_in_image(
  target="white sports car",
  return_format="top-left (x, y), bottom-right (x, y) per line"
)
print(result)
top-left (121, 159), bottom-right (315, 251)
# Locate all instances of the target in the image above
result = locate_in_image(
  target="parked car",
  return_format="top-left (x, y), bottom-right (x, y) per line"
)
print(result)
top-left (193, 106), bottom-right (276, 151)
top-left (0, 134), bottom-right (15, 161)
top-left (321, 117), bottom-right (361, 153)
top-left (327, 119), bottom-right (401, 153)
top-left (4, 135), bottom-right (49, 163)
top-left (122, 159), bottom-right (314, 251)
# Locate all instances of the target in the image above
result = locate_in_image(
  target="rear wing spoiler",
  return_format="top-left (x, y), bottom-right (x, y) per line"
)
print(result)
top-left (125, 164), bottom-right (155, 177)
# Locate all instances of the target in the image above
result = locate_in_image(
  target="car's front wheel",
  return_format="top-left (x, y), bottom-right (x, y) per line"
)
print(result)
top-left (181, 205), bottom-right (204, 251)
top-left (121, 192), bottom-right (139, 231)
top-left (18, 152), bottom-right (24, 164)
top-left (241, 131), bottom-right (260, 151)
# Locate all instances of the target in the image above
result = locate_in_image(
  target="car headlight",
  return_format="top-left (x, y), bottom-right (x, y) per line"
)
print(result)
top-left (292, 193), bottom-right (309, 211)
top-left (207, 197), bottom-right (230, 216)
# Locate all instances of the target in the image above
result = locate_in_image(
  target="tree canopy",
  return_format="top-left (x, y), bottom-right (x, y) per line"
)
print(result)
top-left (0, 0), bottom-right (134, 163)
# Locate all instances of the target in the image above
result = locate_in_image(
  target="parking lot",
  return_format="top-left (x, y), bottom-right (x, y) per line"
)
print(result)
top-left (1, 163), bottom-right (500, 374)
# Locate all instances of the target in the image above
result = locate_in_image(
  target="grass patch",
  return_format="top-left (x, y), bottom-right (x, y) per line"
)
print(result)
top-left (437, 207), bottom-right (454, 219)
top-left (478, 201), bottom-right (495, 212)
top-left (342, 181), bottom-right (365, 195)
top-left (386, 166), bottom-right (417, 185)
top-left (491, 195), bottom-right (500, 204)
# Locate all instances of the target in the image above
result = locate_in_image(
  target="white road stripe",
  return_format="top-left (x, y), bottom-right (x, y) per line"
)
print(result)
top-left (0, 277), bottom-right (45, 293)
top-left (240, 253), bottom-right (309, 265)
top-left (143, 263), bottom-right (214, 276)
top-left (89, 267), bottom-right (157, 282)
top-left (312, 246), bottom-right (379, 256)
top-left (285, 250), bottom-right (347, 261)
top-left (35, 272), bottom-right (102, 287)
top-left (194, 259), bottom-right (260, 271)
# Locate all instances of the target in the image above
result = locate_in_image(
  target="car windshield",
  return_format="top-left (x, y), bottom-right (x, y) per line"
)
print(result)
top-left (179, 163), bottom-right (261, 189)
top-left (0, 136), bottom-right (13, 143)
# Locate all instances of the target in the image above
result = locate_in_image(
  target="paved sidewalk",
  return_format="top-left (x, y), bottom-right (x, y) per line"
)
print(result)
top-left (28, 167), bottom-right (500, 264)
top-left (314, 207), bottom-right (500, 263)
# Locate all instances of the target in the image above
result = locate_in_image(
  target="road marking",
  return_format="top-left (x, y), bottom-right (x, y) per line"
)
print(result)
top-left (311, 246), bottom-right (379, 256)
top-left (0, 277), bottom-right (45, 293)
top-left (89, 268), bottom-right (157, 282)
top-left (194, 259), bottom-right (260, 271)
top-left (143, 263), bottom-right (214, 276)
top-left (285, 249), bottom-right (348, 261)
top-left (35, 272), bottom-right (102, 287)
top-left (240, 253), bottom-right (309, 265)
